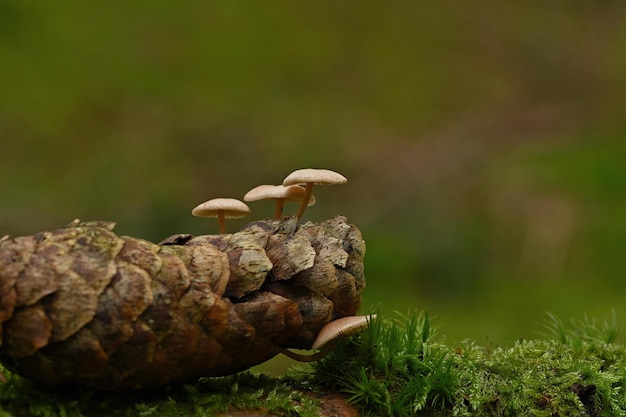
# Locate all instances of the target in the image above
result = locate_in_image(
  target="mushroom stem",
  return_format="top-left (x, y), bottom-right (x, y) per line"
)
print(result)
top-left (295, 183), bottom-right (315, 220)
top-left (217, 211), bottom-right (226, 234)
top-left (274, 198), bottom-right (285, 219)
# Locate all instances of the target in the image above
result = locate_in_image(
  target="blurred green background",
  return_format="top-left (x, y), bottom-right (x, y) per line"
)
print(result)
top-left (1, 1), bottom-right (626, 363)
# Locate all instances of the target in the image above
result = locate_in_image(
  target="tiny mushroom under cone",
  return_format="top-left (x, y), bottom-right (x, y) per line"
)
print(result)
top-left (281, 315), bottom-right (376, 362)
top-left (282, 168), bottom-right (347, 220)
top-left (192, 198), bottom-right (250, 234)
top-left (243, 184), bottom-right (316, 219)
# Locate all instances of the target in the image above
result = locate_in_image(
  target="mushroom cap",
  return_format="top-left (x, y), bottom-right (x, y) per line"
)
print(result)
top-left (191, 198), bottom-right (251, 218)
top-left (243, 184), bottom-right (316, 206)
top-left (283, 168), bottom-right (347, 187)
top-left (311, 315), bottom-right (376, 350)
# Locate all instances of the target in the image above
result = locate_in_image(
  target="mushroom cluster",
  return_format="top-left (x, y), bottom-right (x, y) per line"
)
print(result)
top-left (192, 168), bottom-right (348, 233)
top-left (190, 167), bottom-right (373, 361)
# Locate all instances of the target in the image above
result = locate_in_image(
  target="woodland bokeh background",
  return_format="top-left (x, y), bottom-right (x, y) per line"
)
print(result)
top-left (1, 1), bottom-right (626, 363)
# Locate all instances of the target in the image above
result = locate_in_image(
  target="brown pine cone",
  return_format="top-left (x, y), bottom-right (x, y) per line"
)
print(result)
top-left (0, 216), bottom-right (365, 391)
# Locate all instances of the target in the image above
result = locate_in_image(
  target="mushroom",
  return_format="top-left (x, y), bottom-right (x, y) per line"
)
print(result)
top-left (282, 168), bottom-right (347, 220)
top-left (191, 198), bottom-right (250, 234)
top-left (243, 184), bottom-right (316, 219)
top-left (281, 315), bottom-right (375, 362)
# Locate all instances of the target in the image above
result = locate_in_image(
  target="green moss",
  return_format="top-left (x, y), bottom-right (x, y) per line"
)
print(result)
top-left (0, 369), bottom-right (320, 417)
top-left (312, 310), bottom-right (626, 416)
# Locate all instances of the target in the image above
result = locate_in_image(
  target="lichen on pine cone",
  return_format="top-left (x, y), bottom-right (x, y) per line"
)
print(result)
top-left (0, 215), bottom-right (365, 390)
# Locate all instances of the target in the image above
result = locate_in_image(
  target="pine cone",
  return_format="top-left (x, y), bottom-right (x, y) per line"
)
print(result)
top-left (0, 216), bottom-right (365, 390)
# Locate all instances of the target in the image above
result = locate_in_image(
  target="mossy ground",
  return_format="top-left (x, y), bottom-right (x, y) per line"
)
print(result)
top-left (1, 311), bottom-right (626, 417)
top-left (0, 368), bottom-right (322, 417)
top-left (313, 310), bottom-right (626, 416)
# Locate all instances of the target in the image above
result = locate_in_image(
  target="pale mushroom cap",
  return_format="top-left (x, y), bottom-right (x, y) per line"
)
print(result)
top-left (192, 198), bottom-right (251, 218)
top-left (244, 184), bottom-right (316, 206)
top-left (311, 315), bottom-right (376, 350)
top-left (284, 185), bottom-right (316, 205)
top-left (283, 168), bottom-right (347, 187)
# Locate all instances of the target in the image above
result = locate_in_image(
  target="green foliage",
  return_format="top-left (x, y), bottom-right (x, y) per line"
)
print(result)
top-left (312, 310), bottom-right (459, 415)
top-left (0, 370), bottom-right (320, 417)
top-left (540, 310), bottom-right (623, 347)
top-left (312, 310), bottom-right (626, 416)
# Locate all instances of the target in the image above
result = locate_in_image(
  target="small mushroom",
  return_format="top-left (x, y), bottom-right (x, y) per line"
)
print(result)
top-left (243, 184), bottom-right (316, 219)
top-left (191, 198), bottom-right (250, 234)
top-left (281, 315), bottom-right (375, 362)
top-left (282, 168), bottom-right (347, 220)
